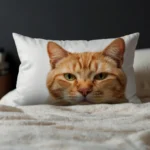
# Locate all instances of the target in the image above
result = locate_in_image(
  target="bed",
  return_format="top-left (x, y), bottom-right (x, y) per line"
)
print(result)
top-left (0, 48), bottom-right (150, 150)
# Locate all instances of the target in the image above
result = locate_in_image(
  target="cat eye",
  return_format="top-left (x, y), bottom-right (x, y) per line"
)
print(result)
top-left (64, 73), bottom-right (76, 81)
top-left (94, 73), bottom-right (108, 80)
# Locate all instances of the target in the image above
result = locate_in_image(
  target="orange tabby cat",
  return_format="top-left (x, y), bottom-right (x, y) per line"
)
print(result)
top-left (46, 38), bottom-right (127, 105)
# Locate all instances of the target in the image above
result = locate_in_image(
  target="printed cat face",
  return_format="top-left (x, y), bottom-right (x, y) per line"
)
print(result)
top-left (47, 38), bottom-right (127, 105)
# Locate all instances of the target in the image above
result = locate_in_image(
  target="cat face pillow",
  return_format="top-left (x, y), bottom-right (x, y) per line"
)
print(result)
top-left (0, 33), bottom-right (141, 106)
top-left (47, 38), bottom-right (127, 105)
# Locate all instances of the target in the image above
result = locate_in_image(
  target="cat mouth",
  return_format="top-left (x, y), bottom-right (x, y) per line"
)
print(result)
top-left (81, 98), bottom-right (94, 104)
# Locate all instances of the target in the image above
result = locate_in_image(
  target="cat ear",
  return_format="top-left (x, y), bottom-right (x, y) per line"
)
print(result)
top-left (47, 42), bottom-right (70, 69)
top-left (102, 38), bottom-right (125, 68)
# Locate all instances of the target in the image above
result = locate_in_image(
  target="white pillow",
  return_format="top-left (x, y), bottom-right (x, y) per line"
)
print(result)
top-left (0, 33), bottom-right (141, 106)
top-left (134, 49), bottom-right (150, 98)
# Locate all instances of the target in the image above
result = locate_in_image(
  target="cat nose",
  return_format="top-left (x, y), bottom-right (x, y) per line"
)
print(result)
top-left (78, 88), bottom-right (92, 97)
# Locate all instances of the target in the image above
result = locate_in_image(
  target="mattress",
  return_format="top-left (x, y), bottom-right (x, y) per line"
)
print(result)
top-left (0, 99), bottom-right (150, 150)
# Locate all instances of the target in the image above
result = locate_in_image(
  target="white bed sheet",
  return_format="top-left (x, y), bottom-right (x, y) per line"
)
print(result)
top-left (0, 99), bottom-right (150, 150)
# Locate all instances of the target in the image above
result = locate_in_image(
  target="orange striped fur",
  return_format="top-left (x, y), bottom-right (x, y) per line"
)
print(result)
top-left (47, 38), bottom-right (127, 105)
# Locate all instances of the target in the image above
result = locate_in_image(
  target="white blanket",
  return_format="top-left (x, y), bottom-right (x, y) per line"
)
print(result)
top-left (0, 102), bottom-right (150, 150)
